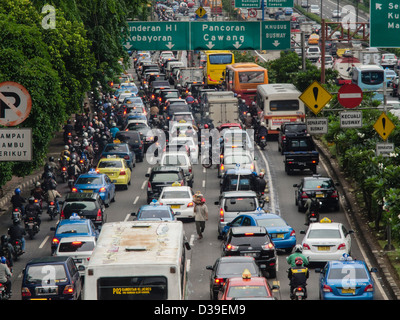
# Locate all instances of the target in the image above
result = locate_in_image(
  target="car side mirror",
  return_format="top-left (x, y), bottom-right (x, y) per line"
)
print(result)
top-left (50, 227), bottom-right (56, 231)
top-left (315, 268), bottom-right (322, 273)
top-left (214, 201), bottom-right (219, 205)
top-left (370, 267), bottom-right (378, 273)
top-left (131, 212), bottom-right (136, 216)
top-left (145, 173), bottom-right (150, 177)
top-left (300, 230), bottom-right (306, 234)
top-left (206, 265), bottom-right (213, 270)
top-left (78, 265), bottom-right (86, 272)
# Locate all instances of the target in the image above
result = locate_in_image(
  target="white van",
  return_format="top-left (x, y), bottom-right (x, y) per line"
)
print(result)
top-left (84, 221), bottom-right (190, 300)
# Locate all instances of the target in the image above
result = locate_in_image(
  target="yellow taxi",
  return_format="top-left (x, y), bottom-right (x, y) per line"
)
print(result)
top-left (96, 156), bottom-right (131, 189)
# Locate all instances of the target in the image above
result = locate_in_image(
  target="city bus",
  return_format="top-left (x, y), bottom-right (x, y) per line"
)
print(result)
top-left (351, 64), bottom-right (385, 101)
top-left (84, 220), bottom-right (190, 300)
top-left (210, 0), bottom-right (222, 15)
top-left (224, 62), bottom-right (268, 105)
top-left (256, 83), bottom-right (305, 135)
top-left (204, 50), bottom-right (234, 87)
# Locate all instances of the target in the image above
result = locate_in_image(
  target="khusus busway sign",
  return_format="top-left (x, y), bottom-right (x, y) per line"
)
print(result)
top-left (125, 21), bottom-right (290, 51)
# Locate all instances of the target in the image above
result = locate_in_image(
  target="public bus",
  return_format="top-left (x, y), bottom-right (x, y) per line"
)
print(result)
top-left (210, 0), bottom-right (222, 15)
top-left (256, 83), bottom-right (305, 135)
top-left (204, 50), bottom-right (234, 87)
top-left (351, 64), bottom-right (385, 101)
top-left (224, 62), bottom-right (268, 105)
top-left (84, 220), bottom-right (190, 300)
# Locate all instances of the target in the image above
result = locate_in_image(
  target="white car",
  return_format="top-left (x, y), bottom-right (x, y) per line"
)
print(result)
top-left (332, 10), bottom-right (341, 18)
top-left (159, 186), bottom-right (195, 219)
top-left (310, 4), bottom-right (320, 15)
top-left (300, 218), bottom-right (354, 263)
top-left (118, 91), bottom-right (136, 104)
top-left (169, 136), bottom-right (199, 164)
top-left (160, 151), bottom-right (193, 187)
top-left (124, 119), bottom-right (149, 131)
top-left (171, 112), bottom-right (195, 125)
top-left (306, 46), bottom-right (321, 62)
top-left (219, 149), bottom-right (255, 178)
top-left (55, 236), bottom-right (96, 277)
top-left (381, 53), bottom-right (397, 66)
top-left (316, 55), bottom-right (334, 69)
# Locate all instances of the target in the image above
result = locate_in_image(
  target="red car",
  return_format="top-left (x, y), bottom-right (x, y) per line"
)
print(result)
top-left (217, 270), bottom-right (278, 300)
top-left (217, 123), bottom-right (242, 132)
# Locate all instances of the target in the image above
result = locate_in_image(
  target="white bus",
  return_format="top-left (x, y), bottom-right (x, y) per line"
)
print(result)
top-left (256, 83), bottom-right (306, 134)
top-left (84, 220), bottom-right (190, 300)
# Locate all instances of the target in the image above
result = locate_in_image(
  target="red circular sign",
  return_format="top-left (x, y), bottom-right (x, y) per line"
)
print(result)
top-left (248, 9), bottom-right (257, 18)
top-left (338, 84), bottom-right (363, 109)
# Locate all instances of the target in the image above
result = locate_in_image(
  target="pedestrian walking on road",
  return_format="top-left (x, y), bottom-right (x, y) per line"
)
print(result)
top-left (194, 194), bottom-right (208, 240)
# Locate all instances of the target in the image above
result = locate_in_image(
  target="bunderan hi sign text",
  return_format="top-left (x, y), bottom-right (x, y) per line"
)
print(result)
top-left (0, 128), bottom-right (32, 161)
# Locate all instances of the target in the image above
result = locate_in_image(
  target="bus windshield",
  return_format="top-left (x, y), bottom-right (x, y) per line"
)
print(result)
top-left (270, 100), bottom-right (299, 111)
top-left (209, 54), bottom-right (233, 64)
top-left (238, 71), bottom-right (265, 84)
top-left (361, 70), bottom-right (384, 85)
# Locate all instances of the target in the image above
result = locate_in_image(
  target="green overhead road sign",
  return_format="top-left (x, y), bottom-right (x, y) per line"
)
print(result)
top-left (370, 0), bottom-right (400, 47)
top-left (234, 0), bottom-right (261, 8)
top-left (125, 21), bottom-right (290, 51)
top-left (265, 0), bottom-right (293, 7)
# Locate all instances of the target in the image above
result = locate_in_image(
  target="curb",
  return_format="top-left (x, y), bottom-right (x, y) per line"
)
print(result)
top-left (314, 138), bottom-right (400, 300)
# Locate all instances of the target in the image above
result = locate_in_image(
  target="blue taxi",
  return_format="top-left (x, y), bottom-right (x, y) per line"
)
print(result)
top-left (316, 255), bottom-right (377, 300)
top-left (220, 211), bottom-right (296, 253)
top-left (72, 170), bottom-right (116, 206)
top-left (50, 213), bottom-right (99, 255)
top-left (131, 200), bottom-right (176, 221)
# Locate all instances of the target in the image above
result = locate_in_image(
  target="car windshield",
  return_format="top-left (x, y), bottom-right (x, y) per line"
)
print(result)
top-left (225, 197), bottom-right (256, 212)
top-left (224, 155), bottom-right (252, 165)
top-left (57, 223), bottom-right (90, 234)
top-left (227, 285), bottom-right (268, 298)
top-left (26, 265), bottom-right (68, 284)
top-left (327, 267), bottom-right (369, 280)
top-left (58, 240), bottom-right (95, 253)
top-left (104, 145), bottom-right (128, 153)
top-left (285, 124), bottom-right (307, 133)
top-left (98, 161), bottom-right (123, 168)
top-left (162, 155), bottom-right (188, 166)
top-left (139, 209), bottom-right (171, 219)
top-left (127, 123), bottom-right (148, 130)
top-left (304, 179), bottom-right (334, 189)
top-left (151, 173), bottom-right (180, 182)
top-left (63, 202), bottom-right (97, 215)
top-left (218, 262), bottom-right (258, 276)
top-left (161, 190), bottom-right (191, 199)
top-left (257, 218), bottom-right (287, 228)
top-left (76, 177), bottom-right (103, 185)
top-left (307, 229), bottom-right (341, 239)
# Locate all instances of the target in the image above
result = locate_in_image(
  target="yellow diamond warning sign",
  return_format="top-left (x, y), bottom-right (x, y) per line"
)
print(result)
top-left (373, 112), bottom-right (395, 141)
top-left (299, 81), bottom-right (332, 115)
top-left (196, 6), bottom-right (207, 18)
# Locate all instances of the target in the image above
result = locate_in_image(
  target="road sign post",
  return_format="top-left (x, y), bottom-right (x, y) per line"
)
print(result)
top-left (370, 0), bottom-right (400, 47)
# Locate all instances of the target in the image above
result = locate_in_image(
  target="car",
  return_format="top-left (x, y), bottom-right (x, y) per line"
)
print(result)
top-left (131, 201), bottom-right (177, 221)
top-left (123, 121), bottom-right (155, 149)
top-left (293, 175), bottom-right (340, 212)
top-left (218, 149), bottom-right (255, 178)
top-left (310, 4), bottom-right (320, 15)
top-left (220, 212), bottom-right (296, 253)
top-left (220, 169), bottom-right (258, 194)
top-left (55, 236), bottom-right (96, 277)
top-left (316, 256), bottom-right (377, 300)
top-left (217, 269), bottom-right (277, 300)
top-left (381, 53), bottom-right (397, 66)
top-left (145, 166), bottom-right (187, 203)
top-left (216, 191), bottom-right (261, 237)
top-left (306, 46), bottom-right (321, 61)
top-left (332, 9), bottom-right (341, 18)
top-left (50, 214), bottom-right (99, 255)
top-left (114, 131), bottom-right (145, 162)
top-left (170, 112), bottom-right (195, 125)
top-left (284, 7), bottom-right (293, 15)
top-left (222, 128), bottom-right (253, 153)
top-left (60, 192), bottom-right (106, 228)
top-left (159, 185), bottom-right (195, 219)
top-left (166, 102), bottom-right (190, 121)
top-left (118, 91), bottom-right (136, 104)
top-left (316, 55), bottom-right (334, 70)
top-left (101, 143), bottom-right (135, 170)
top-left (160, 151), bottom-right (193, 187)
top-left (222, 226), bottom-right (277, 278)
top-left (216, 123), bottom-right (242, 132)
top-left (21, 256), bottom-right (83, 300)
top-left (96, 156), bottom-right (132, 189)
top-left (159, 88), bottom-right (181, 107)
top-left (301, 0), bottom-right (310, 8)
top-left (300, 217), bottom-right (354, 263)
top-left (169, 136), bottom-right (198, 164)
top-left (385, 69), bottom-right (397, 86)
top-left (72, 171), bottom-right (116, 207)
top-left (206, 256), bottom-right (266, 300)
top-left (278, 122), bottom-right (308, 154)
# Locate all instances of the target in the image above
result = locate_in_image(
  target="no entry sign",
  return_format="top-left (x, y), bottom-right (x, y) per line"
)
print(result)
top-left (338, 84), bottom-right (363, 109)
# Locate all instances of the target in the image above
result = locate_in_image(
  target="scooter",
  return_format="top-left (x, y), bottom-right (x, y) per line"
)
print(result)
top-left (292, 286), bottom-right (307, 300)
top-left (0, 282), bottom-right (10, 300)
top-left (9, 238), bottom-right (24, 261)
top-left (258, 136), bottom-right (267, 150)
top-left (24, 216), bottom-right (40, 240)
top-left (47, 201), bottom-right (58, 220)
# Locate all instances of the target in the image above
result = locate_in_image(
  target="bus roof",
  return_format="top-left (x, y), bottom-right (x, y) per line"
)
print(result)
top-left (87, 221), bottom-right (184, 267)
top-left (355, 65), bottom-right (384, 71)
top-left (257, 83), bottom-right (300, 95)
top-left (204, 50), bottom-right (232, 54)
top-left (229, 63), bottom-right (262, 69)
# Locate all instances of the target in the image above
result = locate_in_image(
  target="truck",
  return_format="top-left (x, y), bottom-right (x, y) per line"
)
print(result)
top-left (84, 220), bottom-right (191, 300)
top-left (202, 91), bottom-right (239, 126)
top-left (283, 135), bottom-right (319, 175)
top-left (175, 67), bottom-right (204, 91)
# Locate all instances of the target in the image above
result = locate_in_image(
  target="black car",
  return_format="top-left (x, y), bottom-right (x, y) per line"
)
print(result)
top-left (115, 131), bottom-right (144, 162)
top-left (145, 166), bottom-right (187, 203)
top-left (222, 226), bottom-right (277, 278)
top-left (278, 122), bottom-right (308, 154)
top-left (123, 122), bottom-right (156, 151)
top-left (206, 256), bottom-right (265, 300)
top-left (61, 192), bottom-right (106, 228)
top-left (159, 88), bottom-right (181, 107)
top-left (293, 175), bottom-right (340, 212)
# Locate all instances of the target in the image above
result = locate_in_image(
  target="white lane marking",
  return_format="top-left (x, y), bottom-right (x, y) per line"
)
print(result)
top-left (257, 145), bottom-right (276, 213)
top-left (39, 236), bottom-right (49, 249)
top-left (141, 180), bottom-right (146, 189)
top-left (202, 180), bottom-right (205, 188)
top-left (124, 213), bottom-right (131, 222)
top-left (133, 196), bottom-right (139, 205)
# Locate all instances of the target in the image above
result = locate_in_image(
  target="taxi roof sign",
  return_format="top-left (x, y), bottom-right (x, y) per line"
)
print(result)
top-left (299, 81), bottom-right (332, 115)
top-left (320, 217), bottom-right (332, 223)
top-left (242, 269), bottom-right (252, 280)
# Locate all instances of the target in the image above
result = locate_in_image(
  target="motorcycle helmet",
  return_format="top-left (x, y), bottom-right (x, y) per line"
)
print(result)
top-left (49, 156), bottom-right (54, 162)
top-left (0, 256), bottom-right (6, 264)
top-left (294, 244), bottom-right (303, 253)
top-left (28, 196), bottom-right (35, 204)
top-left (204, 124), bottom-right (209, 129)
top-left (259, 172), bottom-right (265, 178)
top-left (14, 188), bottom-right (21, 195)
top-left (1, 235), bottom-right (8, 245)
top-left (295, 257), bottom-right (304, 266)
top-left (35, 181), bottom-right (41, 187)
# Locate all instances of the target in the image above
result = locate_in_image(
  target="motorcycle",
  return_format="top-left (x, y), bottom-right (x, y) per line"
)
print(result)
top-left (306, 193), bottom-right (322, 224)
top-left (0, 282), bottom-right (10, 300)
top-left (292, 286), bottom-right (307, 300)
top-left (258, 136), bottom-right (267, 150)
top-left (47, 201), bottom-right (58, 220)
top-left (9, 238), bottom-right (24, 261)
top-left (11, 208), bottom-right (22, 222)
top-left (60, 165), bottom-right (68, 182)
top-left (24, 216), bottom-right (39, 240)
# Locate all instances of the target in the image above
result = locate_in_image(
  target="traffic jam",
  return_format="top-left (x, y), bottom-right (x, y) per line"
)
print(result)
top-left (0, 0), bottom-right (398, 303)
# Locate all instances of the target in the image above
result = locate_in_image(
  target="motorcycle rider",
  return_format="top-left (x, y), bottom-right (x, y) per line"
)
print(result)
top-left (110, 122), bottom-right (120, 139)
top-left (46, 187), bottom-right (62, 214)
top-left (46, 156), bottom-right (59, 173)
top-left (0, 236), bottom-right (14, 268)
top-left (255, 171), bottom-right (267, 200)
top-left (60, 145), bottom-right (71, 159)
top-left (244, 113), bottom-right (255, 129)
top-left (10, 188), bottom-right (25, 216)
top-left (31, 181), bottom-right (45, 206)
top-left (185, 92), bottom-right (195, 104)
top-left (24, 197), bottom-right (42, 229)
top-left (8, 218), bottom-right (26, 254)
top-left (257, 122), bottom-right (268, 144)
top-left (286, 244), bottom-right (309, 268)
top-left (0, 256), bottom-right (12, 297)
top-left (304, 192), bottom-right (319, 225)
top-left (67, 159), bottom-right (81, 181)
top-left (288, 257), bottom-right (309, 299)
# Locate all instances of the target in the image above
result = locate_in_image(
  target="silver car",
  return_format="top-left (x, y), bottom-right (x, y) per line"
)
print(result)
top-left (218, 149), bottom-right (255, 178)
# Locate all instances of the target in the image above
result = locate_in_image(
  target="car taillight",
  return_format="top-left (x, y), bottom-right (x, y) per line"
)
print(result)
top-left (331, 190), bottom-right (338, 198)
top-left (214, 278), bottom-right (225, 286)
top-left (52, 238), bottom-right (59, 245)
top-left (290, 230), bottom-right (296, 237)
top-left (261, 242), bottom-right (275, 250)
top-left (60, 210), bottom-right (65, 219)
top-left (302, 243), bottom-right (310, 250)
top-left (364, 284), bottom-right (374, 292)
top-left (124, 155), bottom-right (129, 160)
top-left (120, 169), bottom-right (126, 175)
top-left (219, 208), bottom-right (224, 222)
top-left (187, 202), bottom-right (193, 207)
top-left (99, 187), bottom-right (106, 192)
top-left (323, 285), bottom-right (332, 292)
top-left (282, 135), bottom-right (286, 141)
top-left (96, 209), bottom-right (102, 221)
top-left (225, 244), bottom-right (239, 251)
top-left (21, 287), bottom-right (31, 297)
top-left (147, 181), bottom-right (152, 191)
top-left (72, 187), bottom-right (78, 192)
top-left (337, 243), bottom-right (346, 250)
top-left (63, 285), bottom-right (74, 295)
top-left (301, 192), bottom-right (308, 199)
top-left (189, 167), bottom-right (192, 173)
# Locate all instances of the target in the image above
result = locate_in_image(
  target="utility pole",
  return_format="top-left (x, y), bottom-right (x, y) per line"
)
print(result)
top-left (321, 19), bottom-right (326, 84)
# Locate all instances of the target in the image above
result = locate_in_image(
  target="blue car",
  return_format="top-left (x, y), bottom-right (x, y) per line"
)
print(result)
top-left (316, 256), bottom-right (378, 300)
top-left (101, 143), bottom-right (136, 170)
top-left (50, 213), bottom-right (99, 254)
top-left (132, 201), bottom-right (176, 221)
top-left (72, 170), bottom-right (116, 206)
top-left (221, 212), bottom-right (296, 253)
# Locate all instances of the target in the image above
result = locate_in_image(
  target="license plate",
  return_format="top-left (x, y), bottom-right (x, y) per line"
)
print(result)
top-left (316, 193), bottom-right (324, 198)
top-left (298, 162), bottom-right (305, 166)
top-left (242, 252), bottom-right (257, 257)
top-left (273, 234), bottom-right (284, 239)
top-left (295, 291), bottom-right (305, 296)
top-left (28, 223), bottom-right (34, 227)
top-left (310, 217), bottom-right (317, 222)
top-left (83, 190), bottom-right (93, 193)
top-left (341, 288), bottom-right (355, 294)
top-left (318, 246), bottom-right (330, 251)
top-left (171, 205), bottom-right (181, 209)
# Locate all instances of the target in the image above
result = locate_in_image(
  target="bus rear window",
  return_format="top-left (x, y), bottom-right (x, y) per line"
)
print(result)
top-left (209, 54), bottom-right (233, 64)
top-left (361, 71), bottom-right (384, 85)
top-left (97, 276), bottom-right (168, 300)
top-left (238, 71), bottom-right (265, 84)
top-left (270, 100), bottom-right (299, 111)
